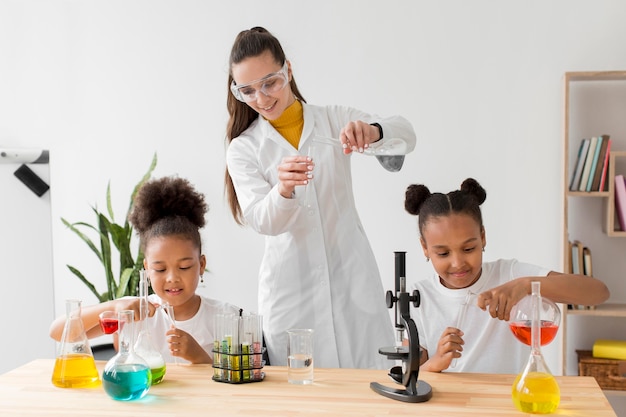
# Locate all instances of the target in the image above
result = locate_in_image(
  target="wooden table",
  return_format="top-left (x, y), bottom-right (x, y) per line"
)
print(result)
top-left (0, 359), bottom-right (616, 416)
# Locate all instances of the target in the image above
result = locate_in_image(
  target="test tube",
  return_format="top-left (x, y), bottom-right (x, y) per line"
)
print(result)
top-left (450, 291), bottom-right (476, 368)
top-left (252, 313), bottom-right (263, 380)
top-left (231, 314), bottom-right (241, 383)
top-left (241, 314), bottom-right (253, 381)
top-left (163, 302), bottom-right (179, 365)
top-left (213, 313), bottom-right (223, 380)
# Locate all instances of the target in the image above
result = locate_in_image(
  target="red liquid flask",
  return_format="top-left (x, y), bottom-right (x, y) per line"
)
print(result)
top-left (509, 286), bottom-right (561, 346)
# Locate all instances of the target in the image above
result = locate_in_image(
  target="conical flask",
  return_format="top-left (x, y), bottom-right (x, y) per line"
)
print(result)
top-left (51, 299), bottom-right (100, 388)
top-left (134, 270), bottom-right (166, 384)
top-left (512, 281), bottom-right (560, 414)
top-left (102, 310), bottom-right (152, 401)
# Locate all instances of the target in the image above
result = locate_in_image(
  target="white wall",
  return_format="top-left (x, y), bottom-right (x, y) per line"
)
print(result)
top-left (2, 0), bottom-right (626, 377)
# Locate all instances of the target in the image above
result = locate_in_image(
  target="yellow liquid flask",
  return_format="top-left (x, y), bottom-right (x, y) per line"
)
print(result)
top-left (51, 299), bottom-right (101, 388)
top-left (134, 270), bottom-right (166, 384)
top-left (512, 281), bottom-right (560, 414)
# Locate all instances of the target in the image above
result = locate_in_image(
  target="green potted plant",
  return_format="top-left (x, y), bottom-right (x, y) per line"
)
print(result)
top-left (62, 153), bottom-right (157, 302)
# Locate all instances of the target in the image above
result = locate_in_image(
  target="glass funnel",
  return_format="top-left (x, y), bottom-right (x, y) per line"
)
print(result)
top-left (509, 283), bottom-right (560, 346)
top-left (51, 299), bottom-right (101, 388)
top-left (511, 281), bottom-right (560, 414)
top-left (134, 270), bottom-right (166, 384)
top-left (102, 310), bottom-right (152, 401)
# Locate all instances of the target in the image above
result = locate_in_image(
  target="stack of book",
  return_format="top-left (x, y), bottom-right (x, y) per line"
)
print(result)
top-left (567, 240), bottom-right (595, 310)
top-left (616, 174), bottom-right (626, 231)
top-left (569, 135), bottom-right (612, 192)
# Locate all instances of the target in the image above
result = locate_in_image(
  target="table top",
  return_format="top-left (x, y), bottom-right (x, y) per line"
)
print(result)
top-left (0, 359), bottom-right (617, 416)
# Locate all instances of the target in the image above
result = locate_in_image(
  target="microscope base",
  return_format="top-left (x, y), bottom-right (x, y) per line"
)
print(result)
top-left (370, 380), bottom-right (433, 403)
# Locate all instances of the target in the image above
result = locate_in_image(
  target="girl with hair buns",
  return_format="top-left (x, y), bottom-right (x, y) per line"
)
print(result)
top-left (406, 178), bottom-right (609, 374)
top-left (50, 176), bottom-right (240, 364)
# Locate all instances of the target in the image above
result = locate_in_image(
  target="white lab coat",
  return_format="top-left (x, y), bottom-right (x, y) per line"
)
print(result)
top-left (226, 103), bottom-right (416, 369)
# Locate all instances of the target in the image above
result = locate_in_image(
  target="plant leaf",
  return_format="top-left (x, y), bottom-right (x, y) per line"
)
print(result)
top-left (115, 267), bottom-right (135, 299)
top-left (66, 265), bottom-right (106, 303)
top-left (106, 181), bottom-right (114, 222)
top-left (97, 212), bottom-right (116, 298)
top-left (61, 218), bottom-right (104, 264)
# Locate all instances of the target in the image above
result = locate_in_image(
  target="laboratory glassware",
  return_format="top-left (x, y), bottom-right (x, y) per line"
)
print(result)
top-left (102, 310), bottom-right (152, 401)
top-left (51, 299), bottom-right (101, 388)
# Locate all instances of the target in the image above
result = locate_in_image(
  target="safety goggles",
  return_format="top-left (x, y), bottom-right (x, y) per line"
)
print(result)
top-left (230, 62), bottom-right (289, 103)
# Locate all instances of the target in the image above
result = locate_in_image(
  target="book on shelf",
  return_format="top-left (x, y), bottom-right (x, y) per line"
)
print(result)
top-left (589, 135), bottom-right (610, 191)
top-left (582, 246), bottom-right (596, 310)
top-left (615, 174), bottom-right (626, 232)
top-left (579, 136), bottom-right (598, 191)
top-left (585, 136), bottom-right (604, 191)
top-left (597, 137), bottom-right (612, 192)
top-left (569, 138), bottom-right (590, 191)
top-left (582, 246), bottom-right (592, 276)
top-left (570, 240), bottom-right (584, 275)
top-left (568, 240), bottom-right (594, 310)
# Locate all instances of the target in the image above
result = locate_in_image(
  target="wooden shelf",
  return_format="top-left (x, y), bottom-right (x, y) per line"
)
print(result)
top-left (567, 191), bottom-right (610, 198)
top-left (606, 151), bottom-right (626, 237)
top-left (562, 70), bottom-right (626, 376)
top-left (566, 303), bottom-right (626, 317)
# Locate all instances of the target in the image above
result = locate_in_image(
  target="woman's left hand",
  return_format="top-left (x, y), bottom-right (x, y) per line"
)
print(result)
top-left (340, 121), bottom-right (380, 155)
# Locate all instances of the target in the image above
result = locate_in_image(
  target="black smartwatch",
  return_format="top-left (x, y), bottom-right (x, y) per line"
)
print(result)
top-left (370, 122), bottom-right (383, 142)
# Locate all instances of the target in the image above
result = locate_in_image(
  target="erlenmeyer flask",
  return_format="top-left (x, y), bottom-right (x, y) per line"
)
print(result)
top-left (512, 281), bottom-right (560, 414)
top-left (51, 299), bottom-right (100, 388)
top-left (102, 310), bottom-right (152, 401)
top-left (134, 270), bottom-right (166, 384)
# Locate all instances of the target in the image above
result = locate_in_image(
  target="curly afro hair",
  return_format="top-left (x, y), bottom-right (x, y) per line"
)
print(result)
top-left (129, 176), bottom-right (208, 251)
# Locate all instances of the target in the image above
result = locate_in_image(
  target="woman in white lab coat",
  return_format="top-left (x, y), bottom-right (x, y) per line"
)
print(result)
top-left (224, 26), bottom-right (416, 369)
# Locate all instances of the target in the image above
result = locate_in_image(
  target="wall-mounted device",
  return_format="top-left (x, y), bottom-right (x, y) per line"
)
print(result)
top-left (1, 148), bottom-right (51, 197)
top-left (0, 148), bottom-right (49, 164)
top-left (13, 164), bottom-right (50, 197)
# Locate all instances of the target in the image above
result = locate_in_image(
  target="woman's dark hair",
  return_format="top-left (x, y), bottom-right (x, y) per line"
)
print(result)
top-left (404, 178), bottom-right (487, 237)
top-left (129, 176), bottom-right (208, 253)
top-left (224, 26), bottom-right (307, 225)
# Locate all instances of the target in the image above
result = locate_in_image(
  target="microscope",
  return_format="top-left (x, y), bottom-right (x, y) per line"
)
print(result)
top-left (370, 251), bottom-right (432, 403)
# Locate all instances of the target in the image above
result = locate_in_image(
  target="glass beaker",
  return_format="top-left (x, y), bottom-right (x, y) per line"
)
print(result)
top-left (134, 270), bottom-right (166, 384)
top-left (102, 310), bottom-right (152, 401)
top-left (509, 285), bottom-right (561, 346)
top-left (512, 281), bottom-right (560, 414)
top-left (51, 299), bottom-right (101, 388)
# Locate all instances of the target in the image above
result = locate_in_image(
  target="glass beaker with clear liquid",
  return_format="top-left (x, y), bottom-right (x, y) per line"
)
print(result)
top-left (511, 281), bottom-right (560, 414)
top-left (134, 270), bottom-right (166, 384)
top-left (51, 299), bottom-right (101, 388)
top-left (102, 310), bottom-right (152, 401)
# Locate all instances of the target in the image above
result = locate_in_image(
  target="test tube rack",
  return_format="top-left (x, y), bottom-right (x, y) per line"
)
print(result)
top-left (212, 311), bottom-right (266, 384)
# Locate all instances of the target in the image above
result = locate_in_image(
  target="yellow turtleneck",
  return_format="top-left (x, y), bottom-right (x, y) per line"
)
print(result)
top-left (269, 100), bottom-right (304, 150)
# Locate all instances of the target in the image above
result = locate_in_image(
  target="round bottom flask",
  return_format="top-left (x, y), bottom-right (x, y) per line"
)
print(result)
top-left (102, 310), bottom-right (152, 401)
top-left (511, 282), bottom-right (560, 414)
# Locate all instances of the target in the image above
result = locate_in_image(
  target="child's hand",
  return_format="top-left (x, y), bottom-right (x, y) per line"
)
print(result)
top-left (477, 279), bottom-right (530, 321)
top-left (166, 327), bottom-right (211, 364)
top-left (424, 327), bottom-right (464, 372)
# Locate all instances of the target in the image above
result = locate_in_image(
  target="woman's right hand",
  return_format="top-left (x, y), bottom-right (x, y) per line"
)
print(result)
top-left (277, 155), bottom-right (314, 199)
top-left (422, 327), bottom-right (464, 372)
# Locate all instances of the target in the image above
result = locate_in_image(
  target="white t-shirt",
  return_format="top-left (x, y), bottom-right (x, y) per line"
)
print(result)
top-left (411, 259), bottom-right (550, 374)
top-left (133, 294), bottom-right (240, 364)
